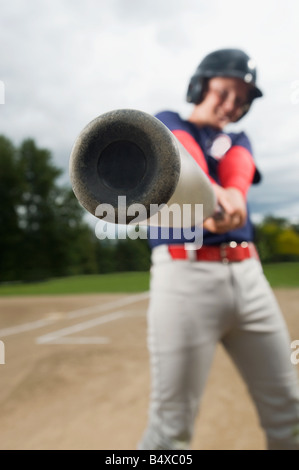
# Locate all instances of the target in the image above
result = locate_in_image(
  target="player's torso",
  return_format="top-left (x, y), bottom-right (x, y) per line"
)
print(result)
top-left (148, 111), bottom-right (256, 249)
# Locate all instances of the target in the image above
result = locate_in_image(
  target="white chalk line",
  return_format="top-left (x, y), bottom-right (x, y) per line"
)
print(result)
top-left (0, 291), bottom-right (149, 338)
top-left (0, 317), bottom-right (57, 338)
top-left (65, 292), bottom-right (149, 320)
top-left (36, 310), bottom-right (128, 344)
top-left (43, 337), bottom-right (110, 345)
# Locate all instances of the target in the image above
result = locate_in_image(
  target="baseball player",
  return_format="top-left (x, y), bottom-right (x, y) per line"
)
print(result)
top-left (138, 49), bottom-right (299, 450)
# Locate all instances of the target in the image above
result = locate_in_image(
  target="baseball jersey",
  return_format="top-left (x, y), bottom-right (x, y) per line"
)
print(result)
top-left (148, 111), bottom-right (261, 249)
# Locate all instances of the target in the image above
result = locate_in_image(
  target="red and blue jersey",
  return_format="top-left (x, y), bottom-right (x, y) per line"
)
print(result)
top-left (148, 111), bottom-right (261, 248)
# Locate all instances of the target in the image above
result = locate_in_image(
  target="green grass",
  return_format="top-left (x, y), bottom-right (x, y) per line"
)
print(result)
top-left (262, 262), bottom-right (299, 288)
top-left (0, 272), bottom-right (150, 296)
top-left (0, 262), bottom-right (298, 296)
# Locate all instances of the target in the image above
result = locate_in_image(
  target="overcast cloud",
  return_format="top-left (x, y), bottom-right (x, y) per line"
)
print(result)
top-left (1, 0), bottom-right (299, 225)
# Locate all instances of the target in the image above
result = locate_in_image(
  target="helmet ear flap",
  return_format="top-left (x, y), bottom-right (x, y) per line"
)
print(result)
top-left (186, 75), bottom-right (204, 104)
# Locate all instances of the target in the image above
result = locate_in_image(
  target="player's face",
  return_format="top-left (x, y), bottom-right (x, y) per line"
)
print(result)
top-left (200, 77), bottom-right (251, 129)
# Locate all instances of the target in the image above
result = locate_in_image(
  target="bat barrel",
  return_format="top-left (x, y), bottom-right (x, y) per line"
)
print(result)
top-left (69, 109), bottom-right (181, 224)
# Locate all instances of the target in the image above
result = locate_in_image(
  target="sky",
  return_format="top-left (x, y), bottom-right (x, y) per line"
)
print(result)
top-left (1, 0), bottom-right (299, 230)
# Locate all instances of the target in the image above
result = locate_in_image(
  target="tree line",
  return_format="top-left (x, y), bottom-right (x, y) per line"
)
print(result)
top-left (0, 135), bottom-right (150, 282)
top-left (254, 216), bottom-right (299, 263)
top-left (0, 135), bottom-right (298, 282)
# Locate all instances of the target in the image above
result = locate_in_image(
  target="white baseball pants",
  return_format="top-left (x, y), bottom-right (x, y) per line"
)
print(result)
top-left (138, 245), bottom-right (299, 450)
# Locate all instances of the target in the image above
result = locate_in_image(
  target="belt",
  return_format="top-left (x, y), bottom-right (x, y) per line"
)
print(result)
top-left (168, 242), bottom-right (259, 263)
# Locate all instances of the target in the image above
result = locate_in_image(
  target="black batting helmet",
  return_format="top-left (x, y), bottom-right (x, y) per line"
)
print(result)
top-left (186, 48), bottom-right (263, 120)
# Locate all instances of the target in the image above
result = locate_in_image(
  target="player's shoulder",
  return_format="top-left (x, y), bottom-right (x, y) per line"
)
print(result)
top-left (154, 110), bottom-right (190, 132)
top-left (226, 130), bottom-right (252, 153)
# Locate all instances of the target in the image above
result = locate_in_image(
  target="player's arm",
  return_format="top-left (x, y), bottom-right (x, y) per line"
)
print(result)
top-left (172, 129), bottom-right (235, 216)
top-left (203, 185), bottom-right (247, 233)
top-left (218, 145), bottom-right (256, 197)
top-left (171, 128), bottom-right (256, 233)
top-left (172, 130), bottom-right (216, 183)
top-left (203, 145), bottom-right (256, 233)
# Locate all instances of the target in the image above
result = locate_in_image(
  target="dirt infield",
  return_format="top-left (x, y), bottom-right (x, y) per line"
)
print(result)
top-left (0, 289), bottom-right (298, 450)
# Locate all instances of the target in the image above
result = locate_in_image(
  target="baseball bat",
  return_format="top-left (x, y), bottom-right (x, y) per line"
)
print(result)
top-left (69, 109), bottom-right (217, 227)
